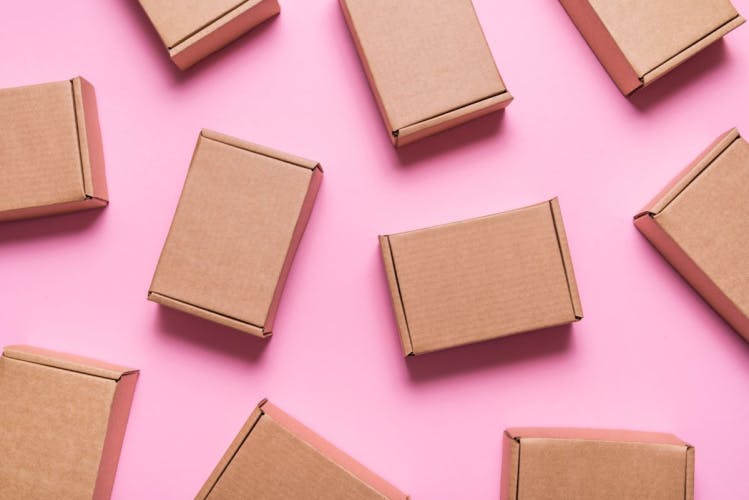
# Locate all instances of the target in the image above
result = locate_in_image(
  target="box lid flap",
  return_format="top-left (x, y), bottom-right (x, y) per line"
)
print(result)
top-left (3, 345), bottom-right (136, 380)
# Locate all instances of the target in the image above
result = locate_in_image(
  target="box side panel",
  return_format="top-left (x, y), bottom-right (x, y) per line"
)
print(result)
top-left (559, 0), bottom-right (641, 95)
top-left (634, 215), bottom-right (749, 341)
top-left (263, 167), bottom-right (322, 333)
top-left (505, 427), bottom-right (688, 446)
top-left (148, 292), bottom-right (267, 337)
top-left (0, 197), bottom-right (106, 222)
top-left (200, 129), bottom-right (319, 170)
top-left (73, 77), bottom-right (108, 201)
top-left (639, 129), bottom-right (739, 216)
top-left (261, 402), bottom-right (408, 499)
top-left (170, 0), bottom-right (280, 70)
top-left (641, 16), bottom-right (745, 86)
top-left (195, 402), bottom-right (267, 500)
top-left (378, 235), bottom-right (414, 356)
top-left (500, 432), bottom-right (520, 500)
top-left (549, 198), bottom-right (583, 319)
top-left (394, 92), bottom-right (512, 147)
top-left (685, 446), bottom-right (695, 500)
top-left (92, 372), bottom-right (139, 500)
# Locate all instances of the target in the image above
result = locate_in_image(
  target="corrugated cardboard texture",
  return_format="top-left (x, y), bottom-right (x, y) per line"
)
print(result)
top-left (197, 400), bottom-right (408, 499)
top-left (149, 130), bottom-right (322, 337)
top-left (561, 0), bottom-right (744, 94)
top-left (634, 129), bottom-right (749, 341)
top-left (137, 0), bottom-right (280, 69)
top-left (0, 345), bottom-right (138, 500)
top-left (380, 199), bottom-right (583, 356)
top-left (501, 428), bottom-right (694, 500)
top-left (340, 0), bottom-right (511, 146)
top-left (0, 77), bottom-right (108, 222)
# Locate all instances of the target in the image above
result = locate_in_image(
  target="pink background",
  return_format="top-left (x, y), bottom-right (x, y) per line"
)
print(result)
top-left (2, 1), bottom-right (749, 498)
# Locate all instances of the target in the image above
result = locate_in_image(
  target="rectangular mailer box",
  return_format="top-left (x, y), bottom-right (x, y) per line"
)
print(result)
top-left (379, 198), bottom-right (583, 356)
top-left (149, 129), bottom-right (322, 337)
top-left (634, 128), bottom-right (749, 342)
top-left (560, 0), bottom-right (744, 95)
top-left (340, 0), bottom-right (512, 147)
top-left (196, 399), bottom-right (409, 499)
top-left (0, 77), bottom-right (108, 222)
top-left (0, 345), bottom-right (138, 500)
top-left (137, 0), bottom-right (280, 70)
top-left (501, 428), bottom-right (694, 500)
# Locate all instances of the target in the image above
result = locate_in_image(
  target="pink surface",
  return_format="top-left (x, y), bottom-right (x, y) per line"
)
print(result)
top-left (1, 1), bottom-right (748, 498)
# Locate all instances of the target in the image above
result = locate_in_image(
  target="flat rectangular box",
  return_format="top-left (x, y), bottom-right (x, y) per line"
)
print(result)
top-left (379, 199), bottom-right (583, 356)
top-left (634, 128), bottom-right (749, 342)
top-left (560, 0), bottom-right (744, 95)
top-left (0, 345), bottom-right (138, 499)
top-left (197, 399), bottom-right (409, 499)
top-left (149, 129), bottom-right (322, 337)
top-left (340, 0), bottom-right (512, 147)
top-left (501, 428), bottom-right (694, 500)
top-left (0, 77), bottom-right (108, 222)
top-left (137, 0), bottom-right (280, 70)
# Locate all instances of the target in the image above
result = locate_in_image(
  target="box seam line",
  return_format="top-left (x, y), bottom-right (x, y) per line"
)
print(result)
top-left (385, 236), bottom-right (415, 355)
top-left (70, 79), bottom-right (90, 200)
top-left (394, 90), bottom-right (510, 138)
top-left (200, 132), bottom-right (318, 172)
top-left (548, 201), bottom-right (580, 320)
top-left (148, 291), bottom-right (268, 335)
top-left (649, 136), bottom-right (740, 216)
top-left (167, 0), bottom-right (263, 50)
top-left (202, 407), bottom-right (267, 498)
top-left (1, 355), bottom-right (125, 382)
top-left (640, 14), bottom-right (744, 84)
top-left (514, 437), bottom-right (521, 500)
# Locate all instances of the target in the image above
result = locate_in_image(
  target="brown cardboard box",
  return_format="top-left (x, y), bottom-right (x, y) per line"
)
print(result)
top-left (560, 0), bottom-right (744, 95)
top-left (501, 428), bottom-right (694, 500)
top-left (0, 345), bottom-right (138, 499)
top-left (0, 77), bottom-right (108, 222)
top-left (634, 128), bottom-right (749, 342)
top-left (196, 399), bottom-right (409, 499)
top-left (379, 198), bottom-right (583, 356)
top-left (339, 0), bottom-right (512, 147)
top-left (148, 130), bottom-right (322, 337)
top-left (137, 0), bottom-right (280, 70)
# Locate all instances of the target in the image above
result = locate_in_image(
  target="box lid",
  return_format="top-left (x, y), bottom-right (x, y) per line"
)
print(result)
top-left (638, 129), bottom-right (749, 323)
top-left (0, 79), bottom-right (94, 213)
top-left (197, 400), bottom-right (408, 499)
top-left (137, 0), bottom-right (257, 49)
top-left (340, 0), bottom-right (509, 137)
top-left (590, 0), bottom-right (743, 82)
top-left (503, 428), bottom-right (693, 500)
top-left (0, 346), bottom-right (138, 499)
top-left (381, 199), bottom-right (582, 355)
top-left (149, 130), bottom-right (321, 336)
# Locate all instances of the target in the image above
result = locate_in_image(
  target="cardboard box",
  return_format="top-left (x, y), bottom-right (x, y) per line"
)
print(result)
top-left (197, 399), bottom-right (409, 499)
top-left (0, 77), bottom-right (108, 222)
top-left (560, 0), bottom-right (744, 95)
top-left (634, 128), bottom-right (749, 342)
top-left (0, 345), bottom-right (138, 499)
top-left (340, 0), bottom-right (512, 147)
top-left (148, 130), bottom-right (322, 337)
top-left (137, 0), bottom-right (280, 70)
top-left (379, 198), bottom-right (583, 356)
top-left (501, 428), bottom-right (694, 500)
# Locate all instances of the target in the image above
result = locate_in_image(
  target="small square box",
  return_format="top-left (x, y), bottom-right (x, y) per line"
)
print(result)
top-left (340, 0), bottom-right (512, 147)
top-left (197, 399), bottom-right (409, 499)
top-left (501, 428), bottom-right (694, 500)
top-left (137, 0), bottom-right (280, 70)
top-left (560, 0), bottom-right (744, 95)
top-left (0, 345), bottom-right (138, 499)
top-left (0, 77), bottom-right (108, 222)
top-left (379, 199), bottom-right (583, 356)
top-left (149, 130), bottom-right (322, 337)
top-left (635, 128), bottom-right (749, 342)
